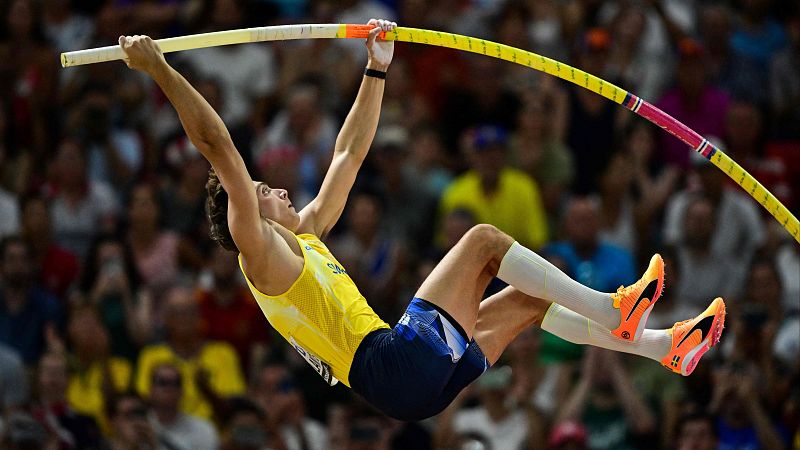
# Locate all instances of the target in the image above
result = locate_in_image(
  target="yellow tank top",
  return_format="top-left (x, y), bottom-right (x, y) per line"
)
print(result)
top-left (238, 233), bottom-right (389, 387)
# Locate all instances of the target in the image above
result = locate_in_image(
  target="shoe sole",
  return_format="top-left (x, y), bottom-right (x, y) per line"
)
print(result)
top-left (680, 299), bottom-right (726, 376)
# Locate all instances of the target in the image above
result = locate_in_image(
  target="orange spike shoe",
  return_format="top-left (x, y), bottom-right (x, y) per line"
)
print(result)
top-left (611, 254), bottom-right (665, 341)
top-left (661, 297), bottom-right (726, 376)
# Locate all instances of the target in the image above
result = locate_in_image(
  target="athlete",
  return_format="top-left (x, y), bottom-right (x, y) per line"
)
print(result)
top-left (119, 19), bottom-right (725, 421)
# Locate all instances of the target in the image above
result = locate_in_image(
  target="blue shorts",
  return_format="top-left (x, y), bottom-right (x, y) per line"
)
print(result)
top-left (349, 298), bottom-right (489, 421)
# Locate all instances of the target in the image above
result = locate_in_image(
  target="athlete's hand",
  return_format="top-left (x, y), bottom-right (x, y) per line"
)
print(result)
top-left (119, 35), bottom-right (167, 75)
top-left (365, 18), bottom-right (396, 71)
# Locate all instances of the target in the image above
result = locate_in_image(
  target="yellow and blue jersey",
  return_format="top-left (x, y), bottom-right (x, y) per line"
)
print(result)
top-left (239, 233), bottom-right (389, 387)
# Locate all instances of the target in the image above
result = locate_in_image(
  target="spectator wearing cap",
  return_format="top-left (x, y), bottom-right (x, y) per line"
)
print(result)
top-left (440, 125), bottom-right (548, 250)
top-left (655, 38), bottom-right (731, 169)
top-left (565, 28), bottom-right (622, 195)
top-left (147, 363), bottom-right (220, 450)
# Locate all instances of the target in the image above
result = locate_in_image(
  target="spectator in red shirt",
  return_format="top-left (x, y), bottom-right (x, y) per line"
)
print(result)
top-left (19, 193), bottom-right (79, 301)
top-left (197, 245), bottom-right (269, 372)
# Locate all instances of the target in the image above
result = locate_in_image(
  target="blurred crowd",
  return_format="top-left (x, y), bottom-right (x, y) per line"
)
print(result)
top-left (0, 0), bottom-right (798, 449)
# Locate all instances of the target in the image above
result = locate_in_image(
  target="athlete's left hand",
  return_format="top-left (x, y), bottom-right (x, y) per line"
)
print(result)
top-left (365, 18), bottom-right (396, 71)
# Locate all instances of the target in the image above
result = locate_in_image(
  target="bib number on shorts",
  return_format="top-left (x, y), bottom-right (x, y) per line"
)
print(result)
top-left (290, 337), bottom-right (339, 386)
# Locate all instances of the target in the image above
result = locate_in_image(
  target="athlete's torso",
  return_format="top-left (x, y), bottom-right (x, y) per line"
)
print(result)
top-left (239, 233), bottom-right (389, 386)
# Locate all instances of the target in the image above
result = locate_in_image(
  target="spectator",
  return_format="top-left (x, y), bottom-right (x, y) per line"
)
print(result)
top-left (41, 0), bottom-right (94, 55)
top-left (402, 124), bottom-right (453, 199)
top-left (148, 363), bottom-right (220, 450)
top-left (72, 83), bottom-right (143, 196)
top-left (0, 168), bottom-right (19, 238)
top-left (508, 92), bottom-right (574, 218)
top-left (440, 125), bottom-right (548, 249)
top-left (371, 125), bottom-right (438, 250)
top-left (81, 235), bottom-right (150, 360)
top-left (221, 398), bottom-right (282, 450)
top-left (329, 189), bottom-right (406, 320)
top-left (556, 349), bottom-right (656, 450)
top-left (656, 38), bottom-right (730, 169)
top-left (136, 285), bottom-right (246, 420)
top-left (106, 391), bottom-right (159, 450)
top-left (0, 342), bottom-right (29, 411)
top-left (769, 15), bottom-right (800, 138)
top-left (46, 139), bottom-right (119, 260)
top-left (565, 28), bottom-right (622, 194)
top-left (197, 245), bottom-right (269, 371)
top-left (0, 0), bottom-right (58, 160)
top-left (675, 412), bottom-right (718, 450)
top-left (436, 366), bottom-right (538, 450)
top-left (178, 0), bottom-right (277, 127)
top-left (709, 360), bottom-right (788, 450)
top-left (31, 351), bottom-right (104, 449)
top-left (663, 153), bottom-right (765, 280)
top-left (672, 194), bottom-right (745, 309)
top-left (545, 197), bottom-right (637, 293)
top-left (0, 236), bottom-right (61, 365)
top-left (730, 0), bottom-right (788, 69)
top-left (125, 182), bottom-right (181, 296)
top-left (19, 194), bottom-right (79, 300)
top-left (251, 81), bottom-right (339, 209)
top-left (65, 303), bottom-right (132, 433)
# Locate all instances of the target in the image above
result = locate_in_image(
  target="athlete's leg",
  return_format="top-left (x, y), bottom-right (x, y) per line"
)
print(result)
top-left (472, 287), bottom-right (551, 364)
top-left (414, 224), bottom-right (514, 337)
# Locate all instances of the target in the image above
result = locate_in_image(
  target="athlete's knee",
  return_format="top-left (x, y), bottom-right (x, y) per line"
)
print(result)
top-left (461, 224), bottom-right (512, 260)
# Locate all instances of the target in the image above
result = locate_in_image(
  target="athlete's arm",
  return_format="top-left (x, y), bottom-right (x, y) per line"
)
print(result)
top-left (119, 36), bottom-right (293, 273)
top-left (297, 19), bottom-right (396, 238)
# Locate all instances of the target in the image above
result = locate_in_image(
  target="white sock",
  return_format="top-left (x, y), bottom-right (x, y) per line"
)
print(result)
top-left (540, 303), bottom-right (670, 362)
top-left (497, 242), bottom-right (620, 330)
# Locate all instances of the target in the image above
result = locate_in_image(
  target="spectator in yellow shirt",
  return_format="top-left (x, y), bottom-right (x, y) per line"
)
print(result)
top-left (440, 125), bottom-right (549, 249)
top-left (66, 302), bottom-right (132, 434)
top-left (135, 285), bottom-right (245, 420)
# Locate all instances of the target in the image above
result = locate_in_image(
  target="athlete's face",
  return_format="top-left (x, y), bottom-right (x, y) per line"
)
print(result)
top-left (253, 181), bottom-right (300, 231)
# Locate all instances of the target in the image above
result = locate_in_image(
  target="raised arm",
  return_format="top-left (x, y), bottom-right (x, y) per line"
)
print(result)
top-left (119, 36), bottom-right (290, 276)
top-left (297, 19), bottom-right (396, 238)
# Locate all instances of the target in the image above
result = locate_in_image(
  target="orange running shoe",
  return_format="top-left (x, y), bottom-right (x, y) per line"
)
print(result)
top-left (661, 297), bottom-right (726, 376)
top-left (611, 253), bottom-right (665, 342)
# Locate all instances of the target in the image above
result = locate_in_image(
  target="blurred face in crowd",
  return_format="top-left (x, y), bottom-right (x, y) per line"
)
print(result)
top-left (253, 180), bottom-right (300, 231)
top-left (507, 327), bottom-right (540, 363)
top-left (746, 261), bottom-right (782, 315)
top-left (68, 307), bottom-right (110, 359)
top-left (469, 144), bottom-right (506, 187)
top-left (348, 194), bottom-right (381, 242)
top-left (21, 197), bottom-right (50, 239)
top-left (53, 140), bottom-right (87, 188)
top-left (164, 287), bottom-right (200, 342)
top-left (287, 85), bottom-right (320, 136)
top-left (129, 184), bottom-right (161, 231)
top-left (410, 128), bottom-right (444, 168)
top-left (111, 395), bottom-right (150, 444)
top-left (564, 198), bottom-right (600, 251)
top-left (38, 352), bottom-right (68, 403)
top-left (83, 90), bottom-right (112, 141)
top-left (700, 5), bottom-right (732, 51)
top-left (676, 418), bottom-right (717, 450)
top-left (1, 240), bottom-right (33, 288)
top-left (626, 122), bottom-right (656, 164)
top-left (682, 197), bottom-right (715, 248)
top-left (613, 7), bottom-right (646, 50)
top-left (150, 365), bottom-right (183, 412)
top-left (725, 102), bottom-right (762, 153)
top-left (676, 56), bottom-right (707, 99)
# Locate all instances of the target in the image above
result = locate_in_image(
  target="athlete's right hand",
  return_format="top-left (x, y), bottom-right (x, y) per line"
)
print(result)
top-left (119, 35), bottom-right (167, 75)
